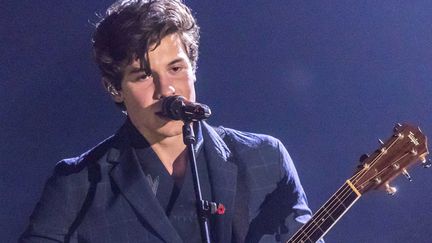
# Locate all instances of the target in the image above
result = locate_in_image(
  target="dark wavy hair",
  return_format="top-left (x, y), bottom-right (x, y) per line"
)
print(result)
top-left (93, 0), bottom-right (200, 90)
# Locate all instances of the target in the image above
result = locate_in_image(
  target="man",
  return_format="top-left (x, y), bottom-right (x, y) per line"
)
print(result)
top-left (21, 0), bottom-right (319, 242)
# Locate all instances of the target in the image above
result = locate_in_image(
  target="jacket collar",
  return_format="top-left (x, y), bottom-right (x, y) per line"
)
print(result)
top-left (108, 120), bottom-right (182, 243)
top-left (201, 122), bottom-right (238, 243)
top-left (107, 120), bottom-right (238, 243)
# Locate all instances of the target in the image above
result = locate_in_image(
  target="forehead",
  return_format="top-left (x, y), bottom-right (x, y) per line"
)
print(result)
top-left (124, 33), bottom-right (189, 73)
top-left (147, 33), bottom-right (189, 64)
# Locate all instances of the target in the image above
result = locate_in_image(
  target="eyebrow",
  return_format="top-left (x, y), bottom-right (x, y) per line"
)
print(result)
top-left (127, 67), bottom-right (148, 76)
top-left (129, 68), bottom-right (144, 74)
top-left (167, 57), bottom-right (186, 66)
top-left (127, 57), bottom-right (187, 75)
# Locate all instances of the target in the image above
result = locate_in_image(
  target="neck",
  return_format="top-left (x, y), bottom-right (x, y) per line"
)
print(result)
top-left (130, 118), bottom-right (188, 175)
top-left (147, 133), bottom-right (187, 175)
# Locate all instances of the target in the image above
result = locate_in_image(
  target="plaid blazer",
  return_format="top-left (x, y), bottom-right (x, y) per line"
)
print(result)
top-left (20, 121), bottom-right (314, 243)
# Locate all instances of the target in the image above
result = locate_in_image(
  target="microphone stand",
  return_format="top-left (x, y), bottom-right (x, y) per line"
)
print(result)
top-left (182, 121), bottom-right (222, 243)
top-left (161, 95), bottom-right (220, 243)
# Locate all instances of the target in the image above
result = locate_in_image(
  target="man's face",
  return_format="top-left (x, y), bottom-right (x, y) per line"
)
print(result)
top-left (115, 33), bottom-right (196, 143)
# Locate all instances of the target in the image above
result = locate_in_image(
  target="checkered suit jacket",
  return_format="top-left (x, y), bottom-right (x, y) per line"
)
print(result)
top-left (20, 121), bottom-right (314, 242)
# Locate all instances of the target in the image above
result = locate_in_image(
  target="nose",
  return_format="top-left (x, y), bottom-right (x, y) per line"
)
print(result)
top-left (161, 85), bottom-right (176, 98)
top-left (153, 73), bottom-right (176, 99)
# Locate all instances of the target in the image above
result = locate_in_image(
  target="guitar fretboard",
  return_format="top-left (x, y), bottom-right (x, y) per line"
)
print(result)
top-left (287, 181), bottom-right (361, 243)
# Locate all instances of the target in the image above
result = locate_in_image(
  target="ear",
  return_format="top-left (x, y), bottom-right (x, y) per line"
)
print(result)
top-left (102, 78), bottom-right (124, 103)
top-left (191, 71), bottom-right (197, 83)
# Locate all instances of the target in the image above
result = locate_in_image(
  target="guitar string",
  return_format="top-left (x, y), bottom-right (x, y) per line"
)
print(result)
top-left (293, 131), bottom-right (421, 242)
top-left (356, 153), bottom-right (409, 189)
top-left (300, 137), bottom-right (402, 240)
top-left (351, 135), bottom-right (401, 184)
top-left (292, 136), bottom-right (403, 242)
top-left (289, 135), bottom-right (402, 242)
top-left (350, 136), bottom-right (401, 185)
top-left (288, 183), bottom-right (355, 242)
top-left (289, 150), bottom-right (386, 243)
top-left (288, 183), bottom-right (353, 242)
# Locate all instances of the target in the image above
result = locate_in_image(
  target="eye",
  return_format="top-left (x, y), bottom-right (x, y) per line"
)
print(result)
top-left (137, 73), bottom-right (152, 81)
top-left (170, 66), bottom-right (183, 73)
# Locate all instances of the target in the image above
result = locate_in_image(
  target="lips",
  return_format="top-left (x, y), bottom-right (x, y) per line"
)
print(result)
top-left (155, 111), bottom-right (170, 121)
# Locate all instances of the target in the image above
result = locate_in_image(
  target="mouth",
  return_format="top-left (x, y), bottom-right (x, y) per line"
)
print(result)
top-left (155, 111), bottom-right (170, 121)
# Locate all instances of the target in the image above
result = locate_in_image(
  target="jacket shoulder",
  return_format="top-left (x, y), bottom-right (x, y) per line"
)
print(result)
top-left (19, 136), bottom-right (117, 242)
top-left (54, 134), bottom-right (116, 176)
top-left (214, 126), bottom-right (294, 179)
top-left (215, 126), bottom-right (283, 151)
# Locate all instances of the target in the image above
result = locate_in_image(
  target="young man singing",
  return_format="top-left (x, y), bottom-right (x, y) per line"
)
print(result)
top-left (21, 1), bottom-right (321, 242)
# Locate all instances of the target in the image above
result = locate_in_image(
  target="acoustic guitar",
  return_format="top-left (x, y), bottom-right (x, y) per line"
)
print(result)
top-left (287, 123), bottom-right (429, 243)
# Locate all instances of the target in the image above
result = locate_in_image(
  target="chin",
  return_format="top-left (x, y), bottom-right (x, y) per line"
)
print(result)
top-left (156, 120), bottom-right (184, 137)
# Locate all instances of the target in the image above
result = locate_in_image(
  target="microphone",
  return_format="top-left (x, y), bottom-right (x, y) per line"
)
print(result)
top-left (159, 95), bottom-right (211, 122)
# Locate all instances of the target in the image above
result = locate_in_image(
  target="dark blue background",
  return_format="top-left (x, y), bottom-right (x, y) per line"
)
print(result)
top-left (2, 1), bottom-right (432, 242)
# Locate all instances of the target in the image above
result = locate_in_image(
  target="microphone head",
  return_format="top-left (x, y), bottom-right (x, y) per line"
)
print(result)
top-left (159, 95), bottom-right (211, 121)
top-left (159, 95), bottom-right (185, 120)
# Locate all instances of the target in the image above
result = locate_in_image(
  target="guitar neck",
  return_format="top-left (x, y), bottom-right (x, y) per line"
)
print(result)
top-left (287, 181), bottom-right (361, 243)
top-left (286, 124), bottom-right (429, 242)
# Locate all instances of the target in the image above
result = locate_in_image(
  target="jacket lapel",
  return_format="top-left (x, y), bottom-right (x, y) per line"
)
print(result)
top-left (108, 129), bottom-right (182, 243)
top-left (201, 122), bottom-right (238, 243)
